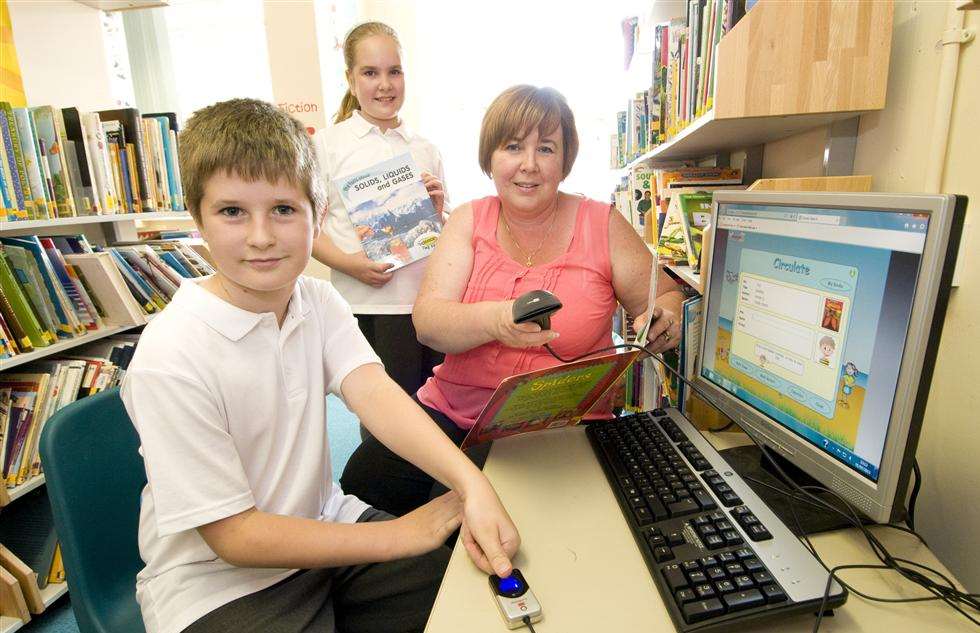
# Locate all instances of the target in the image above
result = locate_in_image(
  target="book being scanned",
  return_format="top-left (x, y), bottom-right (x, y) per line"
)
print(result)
top-left (334, 153), bottom-right (441, 270)
top-left (459, 351), bottom-right (641, 450)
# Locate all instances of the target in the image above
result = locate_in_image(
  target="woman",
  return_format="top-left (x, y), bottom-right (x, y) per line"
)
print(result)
top-left (340, 85), bottom-right (686, 517)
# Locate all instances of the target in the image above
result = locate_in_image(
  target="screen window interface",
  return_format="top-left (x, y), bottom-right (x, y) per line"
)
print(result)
top-left (700, 203), bottom-right (929, 481)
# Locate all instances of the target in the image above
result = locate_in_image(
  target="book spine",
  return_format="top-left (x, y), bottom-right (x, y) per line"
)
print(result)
top-left (0, 109), bottom-right (26, 219)
top-left (51, 108), bottom-right (80, 216)
top-left (0, 249), bottom-right (48, 348)
top-left (12, 108), bottom-right (49, 217)
top-left (40, 239), bottom-right (98, 330)
top-left (125, 144), bottom-right (142, 213)
top-left (1, 103), bottom-right (34, 219)
top-left (30, 107), bottom-right (75, 218)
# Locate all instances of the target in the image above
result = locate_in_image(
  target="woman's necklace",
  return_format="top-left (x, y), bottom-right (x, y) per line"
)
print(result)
top-left (500, 201), bottom-right (560, 268)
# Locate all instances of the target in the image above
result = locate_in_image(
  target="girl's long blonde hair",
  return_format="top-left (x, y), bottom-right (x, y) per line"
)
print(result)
top-left (335, 22), bottom-right (402, 124)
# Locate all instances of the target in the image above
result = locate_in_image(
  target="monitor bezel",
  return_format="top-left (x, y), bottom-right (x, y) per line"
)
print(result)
top-left (692, 191), bottom-right (960, 523)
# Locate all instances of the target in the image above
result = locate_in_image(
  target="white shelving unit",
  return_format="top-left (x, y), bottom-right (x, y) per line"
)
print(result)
top-left (665, 263), bottom-right (702, 294)
top-left (3, 475), bottom-right (46, 506)
top-left (0, 615), bottom-right (26, 633)
top-left (0, 323), bottom-right (147, 372)
top-left (1, 211), bottom-right (190, 232)
top-left (0, 583), bottom-right (68, 633)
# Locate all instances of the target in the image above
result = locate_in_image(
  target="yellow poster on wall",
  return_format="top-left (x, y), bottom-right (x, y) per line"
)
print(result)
top-left (0, 0), bottom-right (27, 106)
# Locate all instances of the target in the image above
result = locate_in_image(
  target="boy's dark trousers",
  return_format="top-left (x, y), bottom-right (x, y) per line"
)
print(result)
top-left (182, 508), bottom-right (449, 633)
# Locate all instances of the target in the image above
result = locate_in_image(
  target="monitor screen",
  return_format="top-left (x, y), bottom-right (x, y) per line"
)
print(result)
top-left (699, 202), bottom-right (930, 482)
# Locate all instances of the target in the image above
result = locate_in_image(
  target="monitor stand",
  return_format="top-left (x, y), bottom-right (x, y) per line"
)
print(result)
top-left (718, 444), bottom-right (872, 536)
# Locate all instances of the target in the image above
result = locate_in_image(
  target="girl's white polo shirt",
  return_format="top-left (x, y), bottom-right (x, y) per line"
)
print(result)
top-left (314, 111), bottom-right (448, 315)
top-left (120, 276), bottom-right (380, 633)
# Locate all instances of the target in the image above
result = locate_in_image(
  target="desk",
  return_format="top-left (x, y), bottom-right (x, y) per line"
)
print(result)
top-left (426, 427), bottom-right (972, 632)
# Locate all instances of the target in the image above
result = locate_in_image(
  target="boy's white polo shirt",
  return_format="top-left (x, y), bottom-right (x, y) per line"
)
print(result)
top-left (314, 111), bottom-right (448, 315)
top-left (120, 275), bottom-right (380, 633)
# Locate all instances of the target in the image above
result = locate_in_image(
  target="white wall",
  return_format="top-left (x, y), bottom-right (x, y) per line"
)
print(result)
top-left (761, 1), bottom-right (979, 589)
top-left (7, 0), bottom-right (117, 110)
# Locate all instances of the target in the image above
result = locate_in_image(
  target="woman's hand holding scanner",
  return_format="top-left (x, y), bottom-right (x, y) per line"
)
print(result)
top-left (458, 478), bottom-right (520, 577)
top-left (634, 306), bottom-right (680, 354)
top-left (421, 171), bottom-right (445, 214)
top-left (491, 300), bottom-right (559, 349)
top-left (347, 250), bottom-right (394, 288)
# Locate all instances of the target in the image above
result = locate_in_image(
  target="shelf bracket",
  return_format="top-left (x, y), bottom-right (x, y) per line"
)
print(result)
top-left (822, 117), bottom-right (860, 177)
top-left (940, 28), bottom-right (975, 45)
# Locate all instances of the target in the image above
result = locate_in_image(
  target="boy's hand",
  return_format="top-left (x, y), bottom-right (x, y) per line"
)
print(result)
top-left (458, 480), bottom-right (520, 577)
top-left (491, 300), bottom-right (559, 349)
top-left (634, 306), bottom-right (680, 354)
top-left (421, 171), bottom-right (445, 214)
top-left (394, 491), bottom-right (463, 558)
top-left (348, 251), bottom-right (395, 288)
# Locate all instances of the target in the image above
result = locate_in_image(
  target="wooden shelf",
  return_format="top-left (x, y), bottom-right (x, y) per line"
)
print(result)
top-left (622, 108), bottom-right (866, 169)
top-left (0, 615), bottom-right (26, 633)
top-left (40, 582), bottom-right (68, 608)
top-left (0, 212), bottom-right (191, 233)
top-left (0, 322), bottom-right (146, 371)
top-left (665, 263), bottom-right (702, 294)
top-left (1, 475), bottom-right (45, 507)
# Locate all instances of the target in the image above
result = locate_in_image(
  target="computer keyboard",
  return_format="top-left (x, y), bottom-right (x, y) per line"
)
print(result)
top-left (586, 408), bottom-right (847, 632)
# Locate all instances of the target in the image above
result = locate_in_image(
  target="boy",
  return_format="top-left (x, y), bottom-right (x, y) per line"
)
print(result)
top-left (121, 99), bottom-right (519, 633)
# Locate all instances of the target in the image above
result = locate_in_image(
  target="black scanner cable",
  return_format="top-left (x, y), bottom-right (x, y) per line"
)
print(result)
top-left (542, 341), bottom-right (980, 630)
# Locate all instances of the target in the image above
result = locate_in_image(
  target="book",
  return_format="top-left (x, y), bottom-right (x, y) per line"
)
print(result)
top-left (2, 245), bottom-right (58, 343)
top-left (460, 351), bottom-right (640, 450)
top-left (2, 236), bottom-right (84, 337)
top-left (29, 107), bottom-right (75, 218)
top-left (98, 107), bottom-right (155, 211)
top-left (61, 107), bottom-right (101, 215)
top-left (0, 565), bottom-right (30, 622)
top-left (677, 192), bottom-right (713, 270)
top-left (333, 153), bottom-right (442, 270)
top-left (0, 248), bottom-right (50, 348)
top-left (11, 108), bottom-right (49, 220)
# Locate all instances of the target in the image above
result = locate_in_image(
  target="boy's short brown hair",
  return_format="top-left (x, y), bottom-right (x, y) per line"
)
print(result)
top-left (478, 85), bottom-right (579, 180)
top-left (178, 98), bottom-right (326, 224)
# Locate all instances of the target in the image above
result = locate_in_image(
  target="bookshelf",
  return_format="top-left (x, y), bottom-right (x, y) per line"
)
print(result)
top-left (0, 615), bottom-right (26, 633)
top-left (665, 263), bottom-right (701, 294)
top-left (0, 582), bottom-right (67, 633)
top-left (0, 321), bottom-right (148, 372)
top-left (1, 211), bottom-right (190, 232)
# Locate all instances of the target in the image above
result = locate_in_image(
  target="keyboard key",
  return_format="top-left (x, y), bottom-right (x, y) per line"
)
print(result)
top-left (708, 511), bottom-right (726, 522)
top-left (730, 505), bottom-right (752, 517)
top-left (753, 571), bottom-right (774, 585)
top-left (721, 589), bottom-right (765, 612)
top-left (724, 562), bottom-right (745, 575)
top-left (735, 547), bottom-right (755, 560)
top-left (743, 558), bottom-right (765, 573)
top-left (747, 524), bottom-right (773, 541)
top-left (681, 560), bottom-right (700, 573)
top-left (675, 588), bottom-right (697, 604)
top-left (699, 556), bottom-right (719, 568)
top-left (761, 583), bottom-right (788, 603)
top-left (722, 530), bottom-right (744, 546)
top-left (640, 526), bottom-right (662, 540)
top-left (644, 495), bottom-right (669, 521)
top-left (682, 598), bottom-right (725, 624)
top-left (705, 566), bottom-right (727, 581)
top-left (688, 570), bottom-right (708, 585)
top-left (667, 530), bottom-right (686, 546)
top-left (698, 524), bottom-right (717, 537)
top-left (648, 535), bottom-right (666, 548)
top-left (629, 495), bottom-right (645, 508)
top-left (733, 575), bottom-right (755, 590)
top-left (716, 519), bottom-right (733, 531)
top-left (718, 553), bottom-right (738, 564)
top-left (693, 515), bottom-right (711, 527)
top-left (691, 488), bottom-right (718, 510)
top-left (632, 506), bottom-right (653, 525)
top-left (694, 583), bottom-right (717, 599)
top-left (715, 579), bottom-right (736, 594)
top-left (668, 498), bottom-right (700, 517)
top-left (720, 492), bottom-right (743, 507)
top-left (704, 534), bottom-right (725, 549)
top-left (653, 546), bottom-right (674, 562)
top-left (662, 564), bottom-right (688, 592)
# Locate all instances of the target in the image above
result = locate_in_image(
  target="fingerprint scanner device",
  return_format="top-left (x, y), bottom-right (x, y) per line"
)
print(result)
top-left (489, 569), bottom-right (542, 629)
top-left (513, 290), bottom-right (563, 330)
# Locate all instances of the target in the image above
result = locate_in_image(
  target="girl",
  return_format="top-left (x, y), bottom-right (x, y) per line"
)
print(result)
top-left (313, 23), bottom-right (448, 432)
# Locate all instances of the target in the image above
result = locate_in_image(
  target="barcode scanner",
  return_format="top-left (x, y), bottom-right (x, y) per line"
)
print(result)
top-left (512, 290), bottom-right (562, 330)
top-left (489, 569), bottom-right (542, 629)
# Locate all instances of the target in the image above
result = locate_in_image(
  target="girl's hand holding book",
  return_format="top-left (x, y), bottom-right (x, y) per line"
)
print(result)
top-left (347, 251), bottom-right (395, 287)
top-left (421, 171), bottom-right (445, 214)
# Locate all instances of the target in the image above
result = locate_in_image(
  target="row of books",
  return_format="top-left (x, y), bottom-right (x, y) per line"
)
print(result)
top-left (611, 0), bottom-right (749, 167)
top-left (613, 165), bottom-right (743, 257)
top-left (0, 335), bottom-right (136, 495)
top-left (0, 235), bottom-right (213, 359)
top-left (1, 102), bottom-right (185, 222)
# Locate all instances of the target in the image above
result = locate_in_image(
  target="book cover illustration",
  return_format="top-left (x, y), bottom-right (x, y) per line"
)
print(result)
top-left (677, 192), bottom-right (713, 270)
top-left (460, 351), bottom-right (641, 450)
top-left (334, 153), bottom-right (441, 270)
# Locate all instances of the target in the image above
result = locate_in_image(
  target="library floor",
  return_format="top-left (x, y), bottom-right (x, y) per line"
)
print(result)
top-left (28, 394), bottom-right (364, 633)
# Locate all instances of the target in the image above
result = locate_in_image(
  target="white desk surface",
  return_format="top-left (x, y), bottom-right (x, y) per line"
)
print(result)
top-left (426, 427), bottom-right (972, 632)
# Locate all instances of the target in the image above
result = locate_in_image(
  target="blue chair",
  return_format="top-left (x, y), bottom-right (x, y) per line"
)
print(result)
top-left (39, 387), bottom-right (147, 633)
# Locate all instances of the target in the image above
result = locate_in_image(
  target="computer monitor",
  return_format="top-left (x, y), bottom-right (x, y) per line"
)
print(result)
top-left (695, 191), bottom-right (966, 524)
